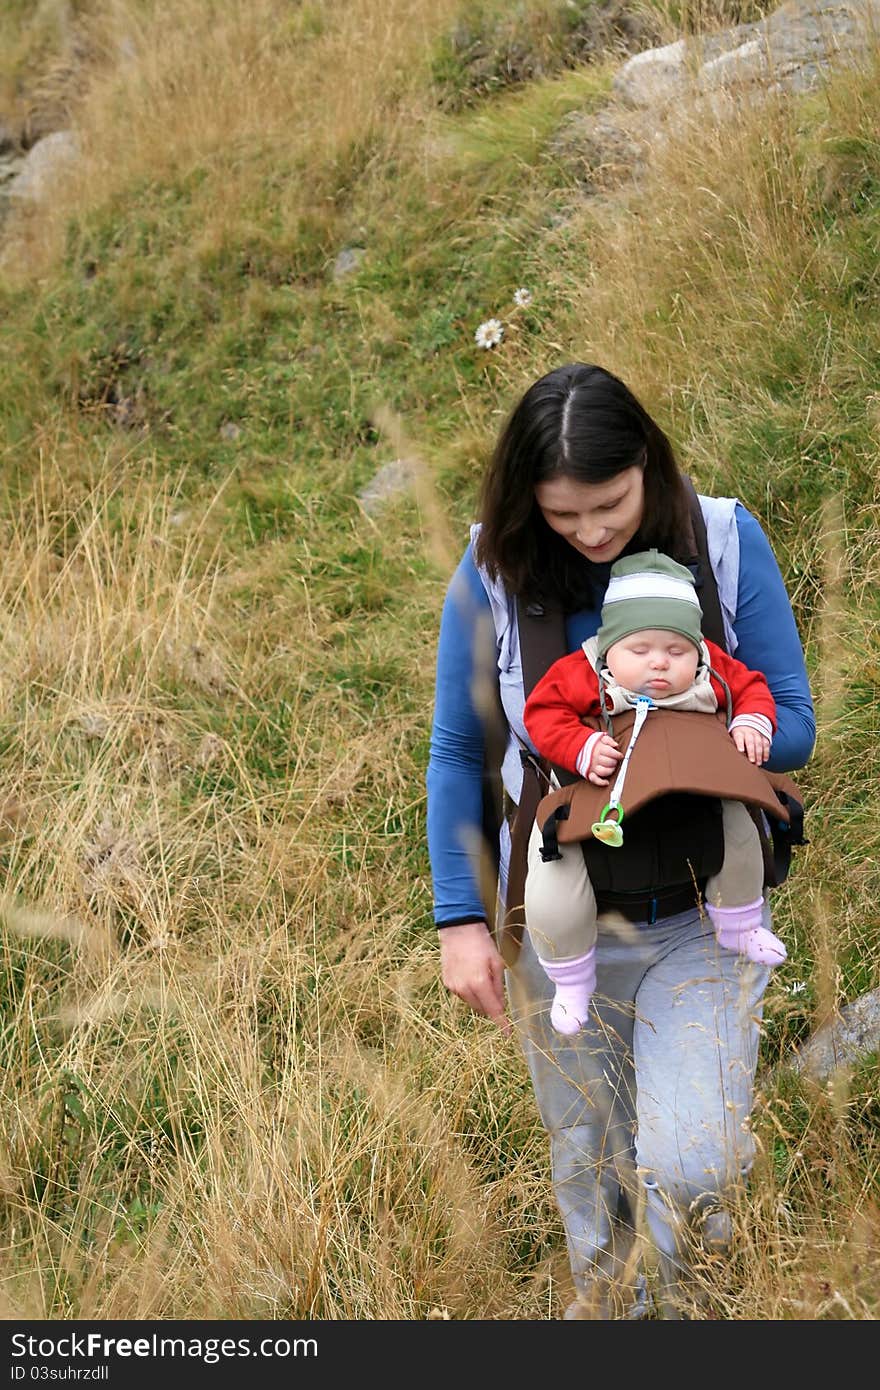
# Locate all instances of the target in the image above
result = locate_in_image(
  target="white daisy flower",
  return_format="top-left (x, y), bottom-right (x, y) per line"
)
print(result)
top-left (474, 318), bottom-right (504, 349)
top-left (513, 287), bottom-right (532, 307)
top-left (788, 980), bottom-right (807, 995)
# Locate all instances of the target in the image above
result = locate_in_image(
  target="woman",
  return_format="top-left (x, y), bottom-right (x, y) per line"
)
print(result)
top-left (426, 363), bottom-right (815, 1318)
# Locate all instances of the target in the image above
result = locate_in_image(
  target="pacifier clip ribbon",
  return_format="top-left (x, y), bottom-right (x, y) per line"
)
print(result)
top-left (591, 695), bottom-right (654, 847)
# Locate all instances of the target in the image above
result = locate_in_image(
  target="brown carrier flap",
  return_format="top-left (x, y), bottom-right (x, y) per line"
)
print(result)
top-left (536, 707), bottom-right (792, 843)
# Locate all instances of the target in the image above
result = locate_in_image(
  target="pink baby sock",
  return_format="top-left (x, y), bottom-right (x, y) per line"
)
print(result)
top-left (707, 898), bottom-right (787, 966)
top-left (537, 947), bottom-right (597, 1035)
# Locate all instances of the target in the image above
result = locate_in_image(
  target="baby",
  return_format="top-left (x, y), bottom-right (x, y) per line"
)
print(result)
top-left (523, 549), bottom-right (786, 1035)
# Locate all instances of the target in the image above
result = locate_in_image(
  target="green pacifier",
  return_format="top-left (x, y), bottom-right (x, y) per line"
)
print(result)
top-left (591, 804), bottom-right (624, 847)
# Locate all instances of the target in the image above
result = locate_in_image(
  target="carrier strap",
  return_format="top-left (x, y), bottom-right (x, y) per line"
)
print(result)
top-left (681, 475), bottom-right (727, 653)
top-left (501, 598), bottom-right (577, 962)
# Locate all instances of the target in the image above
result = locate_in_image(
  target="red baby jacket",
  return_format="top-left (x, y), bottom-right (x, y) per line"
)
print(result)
top-left (523, 639), bottom-right (777, 776)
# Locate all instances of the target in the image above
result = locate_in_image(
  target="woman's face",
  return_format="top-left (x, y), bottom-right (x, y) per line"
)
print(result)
top-left (534, 466), bottom-right (645, 564)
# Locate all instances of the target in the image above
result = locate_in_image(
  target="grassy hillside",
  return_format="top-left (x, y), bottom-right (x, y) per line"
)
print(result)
top-left (0, 0), bottom-right (877, 1319)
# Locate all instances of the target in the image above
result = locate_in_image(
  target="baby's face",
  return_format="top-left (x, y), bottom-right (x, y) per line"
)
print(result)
top-left (604, 629), bottom-right (700, 698)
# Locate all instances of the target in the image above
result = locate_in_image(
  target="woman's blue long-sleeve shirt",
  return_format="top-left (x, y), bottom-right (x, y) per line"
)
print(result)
top-left (426, 504), bottom-right (815, 926)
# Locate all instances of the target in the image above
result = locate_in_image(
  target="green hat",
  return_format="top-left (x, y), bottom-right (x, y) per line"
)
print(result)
top-left (596, 550), bottom-right (703, 658)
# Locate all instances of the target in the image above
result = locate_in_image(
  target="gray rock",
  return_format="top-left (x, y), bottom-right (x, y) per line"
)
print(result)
top-left (766, 60), bottom-right (831, 94)
top-left (613, 39), bottom-right (689, 107)
top-left (700, 38), bottom-right (770, 88)
top-left (763, 0), bottom-right (880, 60)
top-left (0, 156), bottom-right (25, 187)
top-left (332, 246), bottom-right (366, 281)
top-left (788, 987), bottom-right (880, 1081)
top-left (548, 108), bottom-right (647, 191)
top-left (563, 0), bottom-right (880, 203)
top-left (6, 130), bottom-right (78, 203)
top-left (613, 0), bottom-right (880, 110)
top-left (357, 459), bottom-right (413, 515)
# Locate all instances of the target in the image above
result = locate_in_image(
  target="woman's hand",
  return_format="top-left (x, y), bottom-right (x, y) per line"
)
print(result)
top-left (439, 921), bottom-right (512, 1036)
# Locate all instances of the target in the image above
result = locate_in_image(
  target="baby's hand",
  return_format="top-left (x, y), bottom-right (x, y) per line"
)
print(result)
top-left (588, 734), bottom-right (622, 786)
top-left (731, 726), bottom-right (770, 765)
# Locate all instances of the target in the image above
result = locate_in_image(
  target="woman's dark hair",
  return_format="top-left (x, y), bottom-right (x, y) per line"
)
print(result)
top-left (475, 363), bottom-right (690, 604)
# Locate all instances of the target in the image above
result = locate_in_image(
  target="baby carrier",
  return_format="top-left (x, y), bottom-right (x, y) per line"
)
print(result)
top-left (490, 479), bottom-right (806, 966)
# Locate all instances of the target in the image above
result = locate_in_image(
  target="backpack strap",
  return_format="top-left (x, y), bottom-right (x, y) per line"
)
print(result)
top-left (681, 477), bottom-right (807, 889)
top-left (681, 475), bottom-right (727, 653)
top-left (500, 599), bottom-right (577, 963)
top-left (518, 598), bottom-right (567, 700)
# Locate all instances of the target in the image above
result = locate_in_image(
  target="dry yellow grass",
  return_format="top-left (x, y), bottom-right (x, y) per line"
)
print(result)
top-left (6, 0), bottom-right (469, 275)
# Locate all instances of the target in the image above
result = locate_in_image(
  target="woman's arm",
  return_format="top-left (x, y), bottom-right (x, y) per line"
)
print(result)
top-left (731, 506), bottom-right (816, 772)
top-left (426, 546), bottom-right (497, 926)
top-left (426, 546), bottom-right (510, 1031)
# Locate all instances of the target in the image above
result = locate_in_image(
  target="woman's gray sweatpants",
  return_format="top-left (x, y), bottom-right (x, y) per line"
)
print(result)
top-left (507, 904), bottom-right (770, 1312)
